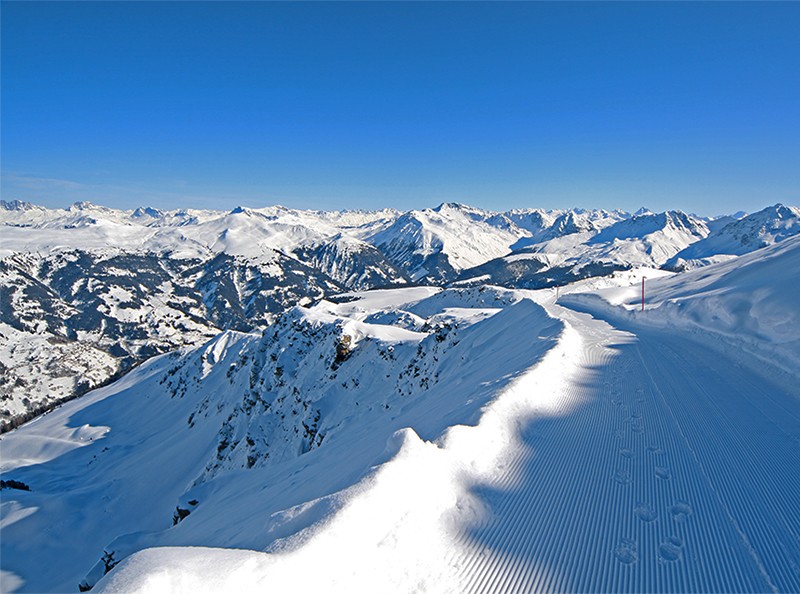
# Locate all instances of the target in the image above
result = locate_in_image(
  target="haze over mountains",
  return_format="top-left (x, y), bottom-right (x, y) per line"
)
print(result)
top-left (2, 199), bottom-right (799, 429)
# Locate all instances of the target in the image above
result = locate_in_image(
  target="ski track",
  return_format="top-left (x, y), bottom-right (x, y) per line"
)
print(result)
top-left (449, 306), bottom-right (800, 593)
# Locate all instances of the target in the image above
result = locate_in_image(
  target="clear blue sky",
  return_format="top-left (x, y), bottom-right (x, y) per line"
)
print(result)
top-left (2, 1), bottom-right (799, 215)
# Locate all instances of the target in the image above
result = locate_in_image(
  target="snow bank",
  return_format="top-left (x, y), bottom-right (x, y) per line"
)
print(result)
top-left (561, 234), bottom-right (800, 375)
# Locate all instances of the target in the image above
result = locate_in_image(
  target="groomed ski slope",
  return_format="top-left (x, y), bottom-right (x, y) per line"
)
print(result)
top-left (93, 294), bottom-right (800, 593)
top-left (450, 302), bottom-right (800, 593)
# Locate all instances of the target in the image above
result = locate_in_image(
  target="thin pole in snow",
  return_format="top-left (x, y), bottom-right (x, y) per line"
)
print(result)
top-left (641, 277), bottom-right (646, 312)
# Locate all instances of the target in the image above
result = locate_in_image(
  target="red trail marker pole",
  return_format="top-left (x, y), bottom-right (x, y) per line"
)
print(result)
top-left (641, 277), bottom-right (645, 312)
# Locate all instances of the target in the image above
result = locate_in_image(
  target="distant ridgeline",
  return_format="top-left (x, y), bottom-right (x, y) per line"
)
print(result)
top-left (1, 199), bottom-right (798, 429)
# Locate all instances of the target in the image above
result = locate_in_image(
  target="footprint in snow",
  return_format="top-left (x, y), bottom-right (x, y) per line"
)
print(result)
top-left (634, 503), bottom-right (658, 522)
top-left (614, 469), bottom-right (632, 485)
top-left (658, 536), bottom-right (683, 562)
top-left (647, 445), bottom-right (663, 454)
top-left (655, 466), bottom-right (671, 480)
top-left (670, 501), bottom-right (693, 520)
top-left (619, 448), bottom-right (634, 459)
top-left (614, 539), bottom-right (638, 564)
top-left (630, 420), bottom-right (645, 433)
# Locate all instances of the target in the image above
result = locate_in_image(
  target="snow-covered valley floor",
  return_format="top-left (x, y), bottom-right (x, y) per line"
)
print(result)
top-left (2, 270), bottom-right (799, 592)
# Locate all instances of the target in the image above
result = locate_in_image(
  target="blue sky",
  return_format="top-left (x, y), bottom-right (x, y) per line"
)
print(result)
top-left (2, 2), bottom-right (799, 215)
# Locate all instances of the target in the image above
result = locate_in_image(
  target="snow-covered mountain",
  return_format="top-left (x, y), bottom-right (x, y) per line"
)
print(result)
top-left (457, 210), bottom-right (709, 289)
top-left (664, 203), bottom-right (800, 270)
top-left (0, 201), bottom-right (403, 428)
top-left (0, 248), bottom-right (343, 430)
top-left (293, 234), bottom-right (410, 290)
top-left (3, 235), bottom-right (799, 593)
top-left (365, 202), bottom-right (528, 283)
top-left (3, 199), bottom-right (798, 430)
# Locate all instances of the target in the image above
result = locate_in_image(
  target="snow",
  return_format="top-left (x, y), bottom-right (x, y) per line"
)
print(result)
top-left (2, 201), bottom-right (800, 593)
top-left (0, 201), bottom-right (393, 261)
top-left (0, 287), bottom-right (569, 592)
top-left (329, 286), bottom-right (442, 312)
top-left (0, 322), bottom-right (121, 423)
top-left (85, 239), bottom-right (800, 592)
top-left (90, 298), bottom-right (578, 594)
top-left (666, 204), bottom-right (800, 270)
top-left (562, 233), bottom-right (800, 373)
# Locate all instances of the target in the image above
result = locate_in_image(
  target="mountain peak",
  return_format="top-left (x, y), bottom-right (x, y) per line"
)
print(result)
top-left (132, 207), bottom-right (164, 218)
top-left (432, 201), bottom-right (469, 213)
top-left (0, 199), bottom-right (38, 211)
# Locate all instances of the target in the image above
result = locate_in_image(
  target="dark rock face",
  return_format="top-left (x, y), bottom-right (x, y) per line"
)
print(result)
top-left (0, 248), bottom-right (345, 430)
top-left (293, 238), bottom-right (410, 290)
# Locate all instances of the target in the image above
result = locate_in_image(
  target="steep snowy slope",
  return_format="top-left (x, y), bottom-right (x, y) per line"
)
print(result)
top-left (366, 203), bottom-right (529, 283)
top-left (0, 286), bottom-right (568, 592)
top-left (665, 203), bottom-right (800, 270)
top-left (293, 235), bottom-right (410, 290)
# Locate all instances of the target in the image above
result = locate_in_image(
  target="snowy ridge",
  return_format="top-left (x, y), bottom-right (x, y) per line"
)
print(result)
top-left (0, 286), bottom-right (571, 592)
top-left (95, 316), bottom-right (580, 594)
top-left (665, 203), bottom-right (800, 270)
top-left (457, 210), bottom-right (708, 289)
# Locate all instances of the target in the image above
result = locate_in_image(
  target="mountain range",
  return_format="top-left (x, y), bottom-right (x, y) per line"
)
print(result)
top-left (2, 231), bottom-right (799, 593)
top-left (1, 199), bottom-right (798, 429)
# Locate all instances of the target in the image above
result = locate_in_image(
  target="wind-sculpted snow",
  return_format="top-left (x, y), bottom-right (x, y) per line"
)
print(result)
top-left (0, 286), bottom-right (568, 592)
